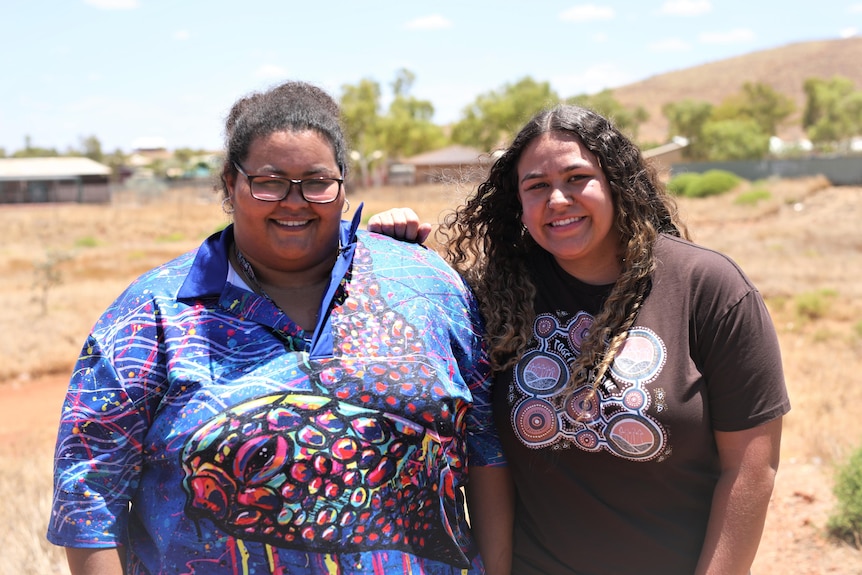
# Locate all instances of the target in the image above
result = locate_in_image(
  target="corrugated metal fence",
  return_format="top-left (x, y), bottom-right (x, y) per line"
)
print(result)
top-left (672, 156), bottom-right (862, 186)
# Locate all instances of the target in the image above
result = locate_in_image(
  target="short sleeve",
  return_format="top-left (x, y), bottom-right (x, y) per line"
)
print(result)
top-left (700, 290), bottom-right (790, 431)
top-left (47, 308), bottom-right (161, 548)
top-left (458, 289), bottom-right (506, 467)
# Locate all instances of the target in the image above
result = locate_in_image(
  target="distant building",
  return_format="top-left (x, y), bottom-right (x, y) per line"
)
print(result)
top-left (642, 137), bottom-right (689, 180)
top-left (0, 157), bottom-right (112, 204)
top-left (392, 145), bottom-right (489, 185)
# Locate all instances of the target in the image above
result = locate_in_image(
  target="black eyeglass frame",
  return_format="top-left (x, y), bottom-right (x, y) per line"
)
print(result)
top-left (233, 162), bottom-right (344, 204)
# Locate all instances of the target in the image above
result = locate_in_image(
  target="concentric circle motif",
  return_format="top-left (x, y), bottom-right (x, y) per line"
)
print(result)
top-left (575, 429), bottom-right (600, 450)
top-left (516, 351), bottom-right (568, 396)
top-left (564, 387), bottom-right (600, 423)
top-left (609, 328), bottom-right (666, 385)
top-left (622, 388), bottom-right (647, 411)
top-left (513, 399), bottom-right (559, 447)
top-left (604, 414), bottom-right (663, 460)
top-left (567, 312), bottom-right (593, 352)
top-left (534, 314), bottom-right (559, 339)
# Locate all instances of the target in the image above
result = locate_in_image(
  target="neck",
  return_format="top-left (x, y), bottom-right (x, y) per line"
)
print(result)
top-left (232, 246), bottom-right (333, 331)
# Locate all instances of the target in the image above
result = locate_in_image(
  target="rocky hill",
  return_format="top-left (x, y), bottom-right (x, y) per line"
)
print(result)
top-left (611, 36), bottom-right (862, 144)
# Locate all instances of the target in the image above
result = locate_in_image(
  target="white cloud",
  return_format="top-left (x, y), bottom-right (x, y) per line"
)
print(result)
top-left (850, 4), bottom-right (862, 12)
top-left (552, 63), bottom-right (633, 97)
top-left (559, 5), bottom-right (615, 22)
top-left (840, 27), bottom-right (858, 38)
top-left (173, 30), bottom-right (190, 41)
top-left (649, 38), bottom-right (691, 52)
top-left (699, 28), bottom-right (755, 44)
top-left (404, 15), bottom-right (452, 30)
top-left (83, 0), bottom-right (139, 9)
top-left (660, 0), bottom-right (711, 15)
top-left (255, 64), bottom-right (289, 79)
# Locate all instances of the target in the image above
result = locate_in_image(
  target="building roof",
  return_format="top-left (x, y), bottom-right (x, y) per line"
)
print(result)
top-left (642, 138), bottom-right (688, 159)
top-left (0, 157), bottom-right (111, 180)
top-left (402, 145), bottom-right (486, 166)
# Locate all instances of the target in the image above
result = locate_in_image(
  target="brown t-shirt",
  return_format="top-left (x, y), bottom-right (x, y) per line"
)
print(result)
top-left (493, 234), bottom-right (790, 575)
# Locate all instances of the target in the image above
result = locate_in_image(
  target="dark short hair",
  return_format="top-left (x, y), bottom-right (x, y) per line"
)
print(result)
top-left (220, 81), bottom-right (348, 197)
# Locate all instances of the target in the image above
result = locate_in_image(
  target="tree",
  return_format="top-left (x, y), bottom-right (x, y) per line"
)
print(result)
top-left (12, 135), bottom-right (60, 158)
top-left (340, 78), bottom-right (387, 185)
top-left (803, 76), bottom-right (862, 146)
top-left (662, 100), bottom-right (713, 159)
top-left (102, 148), bottom-right (129, 181)
top-left (340, 77), bottom-right (385, 156)
top-left (700, 118), bottom-right (770, 161)
top-left (451, 77), bottom-right (559, 151)
top-left (381, 69), bottom-right (447, 159)
top-left (76, 135), bottom-right (104, 162)
top-left (712, 82), bottom-right (795, 136)
top-left (566, 89), bottom-right (648, 142)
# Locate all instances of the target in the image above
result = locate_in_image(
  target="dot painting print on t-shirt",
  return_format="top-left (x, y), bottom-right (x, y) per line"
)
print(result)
top-left (507, 311), bottom-right (669, 461)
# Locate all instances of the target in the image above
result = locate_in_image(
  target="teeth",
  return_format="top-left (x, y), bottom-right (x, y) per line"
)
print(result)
top-left (551, 217), bottom-right (582, 227)
top-left (276, 219), bottom-right (309, 227)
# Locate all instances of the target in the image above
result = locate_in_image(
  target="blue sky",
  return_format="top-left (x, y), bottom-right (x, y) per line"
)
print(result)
top-left (2, 0), bottom-right (860, 153)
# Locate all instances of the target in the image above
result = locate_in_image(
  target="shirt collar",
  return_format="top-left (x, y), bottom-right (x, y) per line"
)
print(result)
top-left (177, 203), bottom-right (364, 310)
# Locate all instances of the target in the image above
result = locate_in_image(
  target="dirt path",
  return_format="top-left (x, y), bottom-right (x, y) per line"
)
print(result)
top-left (2, 376), bottom-right (860, 574)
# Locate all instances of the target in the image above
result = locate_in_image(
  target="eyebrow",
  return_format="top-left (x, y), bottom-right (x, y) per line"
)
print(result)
top-left (253, 165), bottom-right (337, 178)
top-left (520, 162), bottom-right (590, 184)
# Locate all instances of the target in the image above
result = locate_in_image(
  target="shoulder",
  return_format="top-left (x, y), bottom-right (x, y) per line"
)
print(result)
top-left (131, 249), bottom-right (199, 294)
top-left (104, 249), bottom-right (199, 317)
top-left (653, 234), bottom-right (766, 321)
top-left (356, 230), bottom-right (457, 275)
top-left (655, 234), bottom-right (755, 289)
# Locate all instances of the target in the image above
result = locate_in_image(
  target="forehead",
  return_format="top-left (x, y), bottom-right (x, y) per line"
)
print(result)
top-left (246, 130), bottom-right (338, 165)
top-left (518, 131), bottom-right (594, 169)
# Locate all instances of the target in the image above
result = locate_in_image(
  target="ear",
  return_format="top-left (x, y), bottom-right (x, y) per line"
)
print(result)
top-left (223, 171), bottom-right (238, 199)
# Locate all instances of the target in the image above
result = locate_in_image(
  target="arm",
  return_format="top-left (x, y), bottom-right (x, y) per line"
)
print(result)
top-left (694, 417), bottom-right (783, 575)
top-left (66, 547), bottom-right (126, 575)
top-left (466, 465), bottom-right (514, 575)
top-left (366, 207), bottom-right (432, 243)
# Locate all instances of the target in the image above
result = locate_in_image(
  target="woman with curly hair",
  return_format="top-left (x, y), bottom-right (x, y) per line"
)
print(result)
top-left (370, 104), bottom-right (790, 575)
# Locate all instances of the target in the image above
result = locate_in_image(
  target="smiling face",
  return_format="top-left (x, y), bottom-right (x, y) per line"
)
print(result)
top-left (517, 131), bottom-right (621, 284)
top-left (226, 129), bottom-right (344, 283)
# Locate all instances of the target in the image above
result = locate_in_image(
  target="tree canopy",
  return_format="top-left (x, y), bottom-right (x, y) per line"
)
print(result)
top-left (450, 77), bottom-right (560, 151)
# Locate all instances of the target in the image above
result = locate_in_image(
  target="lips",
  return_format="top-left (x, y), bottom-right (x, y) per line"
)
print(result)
top-left (549, 216), bottom-right (584, 227)
top-left (273, 218), bottom-right (311, 228)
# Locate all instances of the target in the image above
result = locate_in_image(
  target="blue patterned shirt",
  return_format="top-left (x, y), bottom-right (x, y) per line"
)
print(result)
top-left (48, 209), bottom-right (504, 575)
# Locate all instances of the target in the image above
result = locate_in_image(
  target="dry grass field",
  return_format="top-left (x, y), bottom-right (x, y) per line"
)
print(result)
top-left (0, 178), bottom-right (860, 574)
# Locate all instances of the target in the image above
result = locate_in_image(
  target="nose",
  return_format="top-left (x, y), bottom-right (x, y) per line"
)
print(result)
top-left (279, 180), bottom-right (307, 205)
top-left (546, 186), bottom-right (571, 208)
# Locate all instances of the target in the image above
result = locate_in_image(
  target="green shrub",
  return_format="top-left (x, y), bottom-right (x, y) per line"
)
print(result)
top-left (666, 172), bottom-right (700, 196)
top-left (734, 188), bottom-right (771, 206)
top-left (74, 236), bottom-right (100, 248)
top-left (828, 445), bottom-right (862, 547)
top-left (156, 232), bottom-right (185, 243)
top-left (684, 170), bottom-right (741, 198)
top-left (795, 289), bottom-right (837, 320)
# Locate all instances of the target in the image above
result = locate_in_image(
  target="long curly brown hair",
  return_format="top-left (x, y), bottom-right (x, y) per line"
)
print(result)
top-left (438, 105), bottom-right (690, 393)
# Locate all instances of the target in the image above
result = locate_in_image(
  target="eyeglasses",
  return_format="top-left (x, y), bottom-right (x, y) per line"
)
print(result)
top-left (233, 162), bottom-right (343, 203)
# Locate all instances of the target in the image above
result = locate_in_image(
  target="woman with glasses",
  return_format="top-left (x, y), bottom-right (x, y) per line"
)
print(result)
top-left (370, 104), bottom-right (790, 574)
top-left (47, 80), bottom-right (506, 575)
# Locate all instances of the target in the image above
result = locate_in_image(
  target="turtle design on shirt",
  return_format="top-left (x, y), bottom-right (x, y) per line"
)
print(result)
top-left (181, 393), bottom-right (469, 567)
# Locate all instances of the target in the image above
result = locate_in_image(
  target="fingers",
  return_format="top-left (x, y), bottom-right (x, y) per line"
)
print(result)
top-left (367, 208), bottom-right (429, 243)
top-left (415, 223), bottom-right (433, 244)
